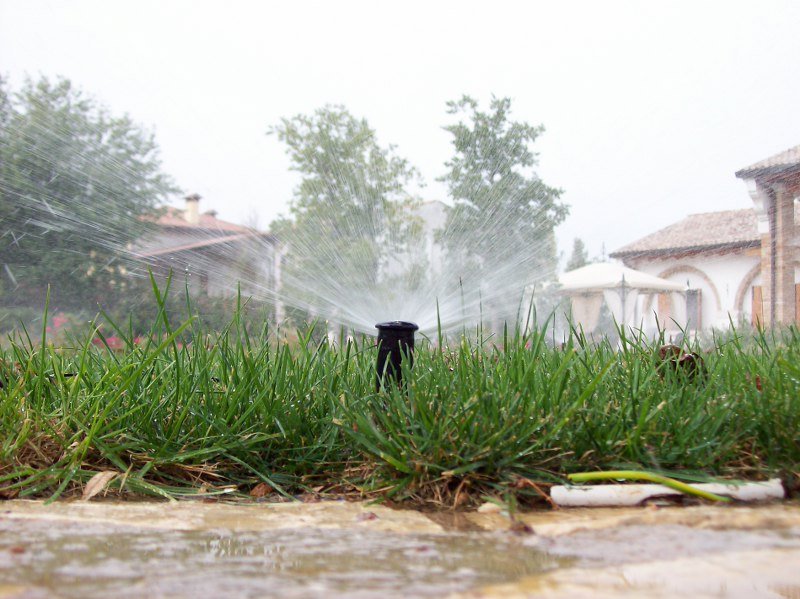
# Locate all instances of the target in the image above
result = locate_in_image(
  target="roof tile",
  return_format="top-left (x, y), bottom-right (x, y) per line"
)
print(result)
top-left (611, 209), bottom-right (760, 257)
top-left (735, 145), bottom-right (800, 178)
top-left (152, 207), bottom-right (255, 233)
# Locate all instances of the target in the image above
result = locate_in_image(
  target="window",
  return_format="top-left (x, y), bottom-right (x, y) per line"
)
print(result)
top-left (686, 289), bottom-right (702, 330)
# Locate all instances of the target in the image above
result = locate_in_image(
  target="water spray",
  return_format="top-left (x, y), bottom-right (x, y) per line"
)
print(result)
top-left (375, 321), bottom-right (419, 390)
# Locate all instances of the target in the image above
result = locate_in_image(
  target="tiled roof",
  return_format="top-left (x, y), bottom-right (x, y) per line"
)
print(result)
top-left (153, 207), bottom-right (254, 233)
top-left (136, 233), bottom-right (267, 258)
top-left (611, 209), bottom-right (760, 258)
top-left (735, 145), bottom-right (800, 179)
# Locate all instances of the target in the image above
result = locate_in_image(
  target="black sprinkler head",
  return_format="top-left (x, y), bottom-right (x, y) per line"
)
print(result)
top-left (375, 321), bottom-right (419, 390)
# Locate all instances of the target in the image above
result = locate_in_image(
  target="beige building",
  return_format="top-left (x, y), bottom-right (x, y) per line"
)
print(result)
top-left (611, 145), bottom-right (799, 333)
top-left (133, 194), bottom-right (279, 300)
top-left (735, 146), bottom-right (800, 326)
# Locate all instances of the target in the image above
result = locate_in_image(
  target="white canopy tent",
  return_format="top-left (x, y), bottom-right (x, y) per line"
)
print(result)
top-left (558, 262), bottom-right (686, 331)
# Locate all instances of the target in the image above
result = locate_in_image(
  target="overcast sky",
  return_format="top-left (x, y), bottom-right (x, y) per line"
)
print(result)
top-left (2, 0), bottom-right (799, 266)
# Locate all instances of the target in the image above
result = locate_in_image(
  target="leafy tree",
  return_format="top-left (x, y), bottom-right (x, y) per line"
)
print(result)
top-left (439, 95), bottom-right (568, 319)
top-left (566, 237), bottom-right (590, 271)
top-left (0, 76), bottom-right (176, 310)
top-left (0, 77), bottom-right (9, 128)
top-left (441, 96), bottom-right (567, 324)
top-left (269, 105), bottom-right (424, 326)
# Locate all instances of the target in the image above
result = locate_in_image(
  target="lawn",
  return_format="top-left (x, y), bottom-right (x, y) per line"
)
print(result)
top-left (1, 295), bottom-right (798, 507)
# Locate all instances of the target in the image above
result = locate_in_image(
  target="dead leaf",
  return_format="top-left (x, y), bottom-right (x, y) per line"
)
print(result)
top-left (477, 501), bottom-right (502, 514)
top-left (82, 471), bottom-right (117, 500)
top-left (249, 482), bottom-right (271, 498)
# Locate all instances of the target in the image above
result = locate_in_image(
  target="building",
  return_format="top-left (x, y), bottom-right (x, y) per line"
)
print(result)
top-left (735, 145), bottom-right (800, 327)
top-left (133, 194), bottom-right (279, 300)
top-left (610, 145), bottom-right (799, 334)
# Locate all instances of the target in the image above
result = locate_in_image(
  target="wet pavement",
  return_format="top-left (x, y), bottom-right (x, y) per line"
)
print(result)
top-left (0, 500), bottom-right (798, 598)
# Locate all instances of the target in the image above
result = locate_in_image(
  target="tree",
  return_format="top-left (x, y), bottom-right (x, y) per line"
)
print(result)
top-left (0, 76), bottom-right (176, 310)
top-left (566, 237), bottom-right (590, 271)
top-left (0, 77), bottom-right (9, 128)
top-left (269, 105), bottom-right (424, 328)
top-left (439, 95), bottom-right (568, 322)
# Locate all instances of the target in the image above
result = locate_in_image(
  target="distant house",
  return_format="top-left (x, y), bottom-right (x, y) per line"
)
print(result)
top-left (133, 194), bottom-right (279, 301)
top-left (611, 145), bottom-right (799, 334)
top-left (377, 199), bottom-right (447, 281)
top-left (415, 200), bottom-right (447, 275)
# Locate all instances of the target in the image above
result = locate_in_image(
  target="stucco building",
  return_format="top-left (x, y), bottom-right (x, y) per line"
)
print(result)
top-left (611, 145), bottom-right (799, 335)
top-left (133, 194), bottom-right (279, 300)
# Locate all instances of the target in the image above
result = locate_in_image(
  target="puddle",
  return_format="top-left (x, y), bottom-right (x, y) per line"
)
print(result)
top-left (465, 548), bottom-right (800, 598)
top-left (466, 505), bottom-right (800, 598)
top-left (1, 500), bottom-right (799, 598)
top-left (0, 516), bottom-right (561, 598)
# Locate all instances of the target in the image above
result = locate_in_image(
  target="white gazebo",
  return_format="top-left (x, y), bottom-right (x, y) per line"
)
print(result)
top-left (558, 262), bottom-right (687, 331)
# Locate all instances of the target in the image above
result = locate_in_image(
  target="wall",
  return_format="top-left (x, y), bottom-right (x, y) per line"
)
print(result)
top-left (625, 250), bottom-right (760, 336)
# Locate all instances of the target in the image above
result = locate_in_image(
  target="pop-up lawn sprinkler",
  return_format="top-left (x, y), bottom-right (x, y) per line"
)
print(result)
top-left (375, 321), bottom-right (419, 390)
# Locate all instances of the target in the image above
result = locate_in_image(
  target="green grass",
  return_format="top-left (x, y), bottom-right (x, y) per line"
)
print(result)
top-left (1, 287), bottom-right (799, 507)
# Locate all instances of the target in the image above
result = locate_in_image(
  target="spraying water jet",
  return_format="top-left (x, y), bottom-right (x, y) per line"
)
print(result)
top-left (375, 321), bottom-right (419, 390)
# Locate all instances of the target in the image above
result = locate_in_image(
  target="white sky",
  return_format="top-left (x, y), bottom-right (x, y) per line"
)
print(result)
top-left (2, 0), bottom-right (799, 266)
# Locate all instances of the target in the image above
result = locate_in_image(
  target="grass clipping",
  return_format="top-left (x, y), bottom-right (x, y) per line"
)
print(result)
top-left (568, 470), bottom-right (732, 502)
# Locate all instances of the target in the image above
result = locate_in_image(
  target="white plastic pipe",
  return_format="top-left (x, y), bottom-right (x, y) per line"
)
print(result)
top-left (550, 478), bottom-right (784, 507)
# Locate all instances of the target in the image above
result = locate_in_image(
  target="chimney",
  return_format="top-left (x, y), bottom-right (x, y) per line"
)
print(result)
top-left (184, 194), bottom-right (201, 225)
